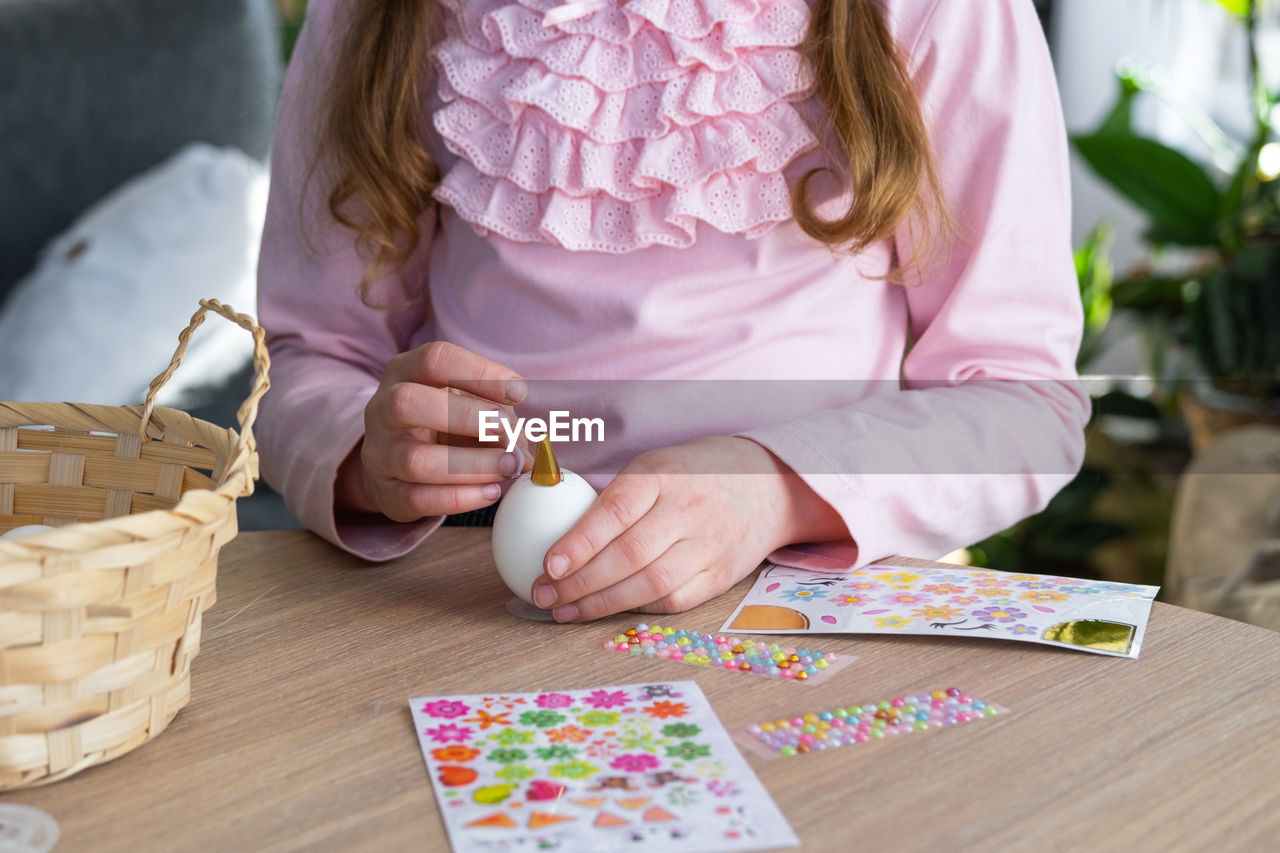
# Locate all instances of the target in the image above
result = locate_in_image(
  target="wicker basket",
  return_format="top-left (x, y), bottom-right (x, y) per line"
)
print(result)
top-left (0, 299), bottom-right (269, 789)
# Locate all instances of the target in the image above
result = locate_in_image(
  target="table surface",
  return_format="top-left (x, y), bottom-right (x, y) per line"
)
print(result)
top-left (3, 529), bottom-right (1279, 852)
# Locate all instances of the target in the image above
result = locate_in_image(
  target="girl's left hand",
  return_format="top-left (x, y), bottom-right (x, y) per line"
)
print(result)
top-left (529, 437), bottom-right (845, 622)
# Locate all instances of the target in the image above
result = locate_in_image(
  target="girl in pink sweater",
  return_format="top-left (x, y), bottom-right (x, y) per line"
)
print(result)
top-left (258, 0), bottom-right (1089, 622)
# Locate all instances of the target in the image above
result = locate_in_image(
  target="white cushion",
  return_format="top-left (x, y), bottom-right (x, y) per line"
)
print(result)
top-left (0, 143), bottom-right (268, 408)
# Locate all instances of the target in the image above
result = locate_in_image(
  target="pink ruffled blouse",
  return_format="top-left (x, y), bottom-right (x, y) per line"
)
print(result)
top-left (257, 0), bottom-right (1090, 569)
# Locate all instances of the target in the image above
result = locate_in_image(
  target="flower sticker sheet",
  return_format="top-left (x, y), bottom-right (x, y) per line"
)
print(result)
top-left (409, 681), bottom-right (798, 852)
top-left (722, 564), bottom-right (1159, 659)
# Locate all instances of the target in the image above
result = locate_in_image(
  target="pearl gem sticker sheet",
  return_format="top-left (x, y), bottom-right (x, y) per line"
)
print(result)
top-left (409, 681), bottom-right (799, 852)
top-left (722, 564), bottom-right (1159, 659)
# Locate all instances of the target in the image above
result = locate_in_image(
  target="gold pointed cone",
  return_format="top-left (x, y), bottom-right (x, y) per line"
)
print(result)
top-left (531, 438), bottom-right (562, 486)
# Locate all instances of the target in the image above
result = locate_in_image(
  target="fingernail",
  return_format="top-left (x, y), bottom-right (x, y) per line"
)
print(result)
top-left (552, 604), bottom-right (578, 623)
top-left (533, 585), bottom-right (556, 609)
top-left (499, 450), bottom-right (518, 477)
top-left (482, 483), bottom-right (501, 500)
top-left (546, 553), bottom-right (569, 579)
top-left (506, 379), bottom-right (528, 403)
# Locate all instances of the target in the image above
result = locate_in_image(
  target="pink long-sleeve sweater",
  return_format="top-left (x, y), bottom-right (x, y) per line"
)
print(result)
top-left (257, 0), bottom-right (1090, 569)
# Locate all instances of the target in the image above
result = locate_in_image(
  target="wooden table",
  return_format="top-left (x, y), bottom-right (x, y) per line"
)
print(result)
top-left (3, 530), bottom-right (1279, 851)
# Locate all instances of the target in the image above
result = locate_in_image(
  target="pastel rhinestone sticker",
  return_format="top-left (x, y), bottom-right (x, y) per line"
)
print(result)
top-left (409, 681), bottom-right (798, 852)
top-left (723, 563), bottom-right (1158, 659)
top-left (603, 624), bottom-right (853, 683)
top-left (745, 687), bottom-right (1006, 758)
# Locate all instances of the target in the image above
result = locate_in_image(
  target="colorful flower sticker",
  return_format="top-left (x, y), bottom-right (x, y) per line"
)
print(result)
top-left (549, 761), bottom-right (599, 780)
top-left (1006, 624), bottom-right (1038, 636)
top-left (884, 572), bottom-right (922, 585)
top-left (781, 587), bottom-right (826, 603)
top-left (842, 580), bottom-right (883, 592)
top-left (666, 741), bottom-right (712, 761)
top-left (583, 689), bottom-right (631, 709)
top-left (519, 710), bottom-right (566, 728)
top-left (834, 593), bottom-right (871, 607)
top-left (707, 779), bottom-right (742, 797)
top-left (911, 604), bottom-right (964, 621)
top-left (585, 738), bottom-right (619, 759)
top-left (424, 724), bottom-right (474, 744)
top-left (421, 700), bottom-right (469, 719)
top-left (617, 733), bottom-right (663, 752)
top-left (973, 606), bottom-right (1027, 623)
top-left (948, 595), bottom-right (985, 606)
top-left (496, 765), bottom-right (537, 781)
top-left (534, 744), bottom-right (577, 761)
top-left (490, 728), bottom-right (536, 746)
top-left (662, 722), bottom-right (701, 738)
top-left (486, 748), bottom-right (528, 764)
top-left (431, 745), bottom-right (480, 762)
top-left (534, 693), bottom-right (574, 709)
top-left (969, 586), bottom-right (1014, 598)
top-left (546, 725), bottom-right (591, 744)
top-left (882, 591), bottom-right (932, 606)
top-left (644, 701), bottom-right (690, 719)
top-left (921, 583), bottom-right (967, 595)
top-left (1019, 590), bottom-right (1070, 603)
top-left (873, 615), bottom-right (913, 629)
top-left (577, 710), bottom-right (621, 727)
top-left (464, 709), bottom-right (512, 729)
top-left (610, 753), bottom-right (660, 773)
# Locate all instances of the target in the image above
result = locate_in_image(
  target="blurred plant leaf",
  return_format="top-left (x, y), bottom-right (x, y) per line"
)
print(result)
top-left (1075, 225), bottom-right (1114, 370)
top-left (1207, 0), bottom-right (1250, 17)
top-left (1110, 274), bottom-right (1190, 316)
top-left (1097, 72), bottom-right (1141, 136)
top-left (1072, 133), bottom-right (1221, 246)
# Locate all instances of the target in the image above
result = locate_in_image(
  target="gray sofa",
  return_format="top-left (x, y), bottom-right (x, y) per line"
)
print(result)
top-left (0, 0), bottom-right (298, 529)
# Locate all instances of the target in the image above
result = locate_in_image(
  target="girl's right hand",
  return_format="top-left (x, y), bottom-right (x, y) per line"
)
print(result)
top-left (336, 342), bottom-right (532, 521)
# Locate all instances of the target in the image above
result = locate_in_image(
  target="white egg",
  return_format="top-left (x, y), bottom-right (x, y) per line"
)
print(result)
top-left (0, 524), bottom-right (55, 541)
top-left (491, 469), bottom-right (597, 606)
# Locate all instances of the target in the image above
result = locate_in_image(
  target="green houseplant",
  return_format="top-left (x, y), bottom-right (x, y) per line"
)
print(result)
top-left (1071, 0), bottom-right (1280, 448)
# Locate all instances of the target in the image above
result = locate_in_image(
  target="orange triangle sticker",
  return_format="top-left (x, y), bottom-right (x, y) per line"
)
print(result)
top-left (466, 812), bottom-right (517, 829)
top-left (528, 812), bottom-right (576, 830)
top-left (616, 797), bottom-right (651, 810)
top-left (594, 811), bottom-right (629, 828)
top-left (643, 806), bottom-right (678, 823)
top-left (571, 797), bottom-right (605, 808)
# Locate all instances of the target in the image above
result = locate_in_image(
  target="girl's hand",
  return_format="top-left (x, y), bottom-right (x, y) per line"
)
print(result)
top-left (337, 342), bottom-right (533, 521)
top-left (529, 437), bottom-right (846, 622)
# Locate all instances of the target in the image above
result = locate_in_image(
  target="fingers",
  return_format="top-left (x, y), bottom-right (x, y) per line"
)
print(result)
top-left (378, 382), bottom-right (519, 440)
top-left (541, 475), bottom-right (662, 581)
top-left (369, 441), bottom-right (524, 485)
top-left (387, 341), bottom-right (527, 405)
top-left (375, 480), bottom-right (503, 523)
top-left (532, 514), bottom-right (673, 610)
top-left (548, 540), bottom-right (710, 622)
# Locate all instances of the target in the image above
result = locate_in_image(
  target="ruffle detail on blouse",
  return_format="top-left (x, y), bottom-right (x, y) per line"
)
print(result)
top-left (432, 0), bottom-right (817, 253)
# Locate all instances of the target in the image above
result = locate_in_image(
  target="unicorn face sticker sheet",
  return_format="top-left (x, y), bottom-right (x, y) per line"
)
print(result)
top-left (722, 563), bottom-right (1158, 659)
top-left (409, 681), bottom-right (798, 852)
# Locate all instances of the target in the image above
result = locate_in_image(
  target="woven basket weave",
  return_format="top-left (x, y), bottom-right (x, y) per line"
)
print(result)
top-left (0, 299), bottom-right (269, 789)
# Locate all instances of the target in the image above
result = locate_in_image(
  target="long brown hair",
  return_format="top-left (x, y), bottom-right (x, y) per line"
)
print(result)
top-left (322, 0), bottom-right (947, 288)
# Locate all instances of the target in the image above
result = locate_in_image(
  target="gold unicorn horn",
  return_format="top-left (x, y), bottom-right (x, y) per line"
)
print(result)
top-left (531, 438), bottom-right (562, 486)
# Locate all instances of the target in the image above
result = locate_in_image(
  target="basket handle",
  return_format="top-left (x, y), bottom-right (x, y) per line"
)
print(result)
top-left (139, 299), bottom-right (271, 459)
